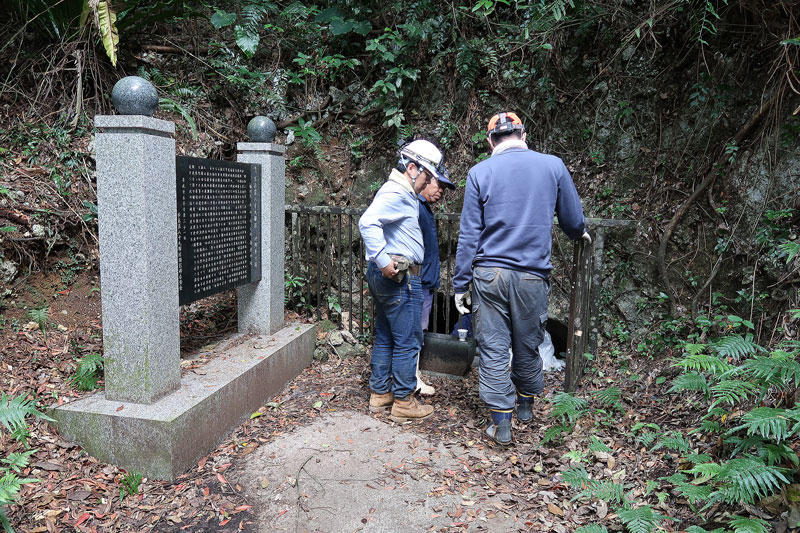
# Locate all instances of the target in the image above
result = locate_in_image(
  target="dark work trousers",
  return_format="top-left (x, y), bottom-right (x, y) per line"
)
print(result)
top-left (472, 266), bottom-right (548, 411)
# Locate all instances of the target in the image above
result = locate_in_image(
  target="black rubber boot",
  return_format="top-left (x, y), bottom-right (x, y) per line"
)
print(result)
top-left (516, 394), bottom-right (534, 422)
top-left (485, 410), bottom-right (513, 445)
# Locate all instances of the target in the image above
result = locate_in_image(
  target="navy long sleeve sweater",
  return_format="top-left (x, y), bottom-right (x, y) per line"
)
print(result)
top-left (453, 146), bottom-right (585, 292)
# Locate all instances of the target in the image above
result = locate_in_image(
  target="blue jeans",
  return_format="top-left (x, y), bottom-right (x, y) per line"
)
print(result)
top-left (473, 266), bottom-right (549, 411)
top-left (367, 262), bottom-right (423, 398)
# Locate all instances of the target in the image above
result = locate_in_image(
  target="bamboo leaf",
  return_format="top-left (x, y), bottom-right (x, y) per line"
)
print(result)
top-left (97, 1), bottom-right (119, 67)
top-left (80, 0), bottom-right (91, 28)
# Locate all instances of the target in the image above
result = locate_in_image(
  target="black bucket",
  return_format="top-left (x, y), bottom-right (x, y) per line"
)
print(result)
top-left (419, 332), bottom-right (477, 378)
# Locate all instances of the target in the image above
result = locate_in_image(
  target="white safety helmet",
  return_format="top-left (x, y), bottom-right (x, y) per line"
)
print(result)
top-left (398, 139), bottom-right (444, 181)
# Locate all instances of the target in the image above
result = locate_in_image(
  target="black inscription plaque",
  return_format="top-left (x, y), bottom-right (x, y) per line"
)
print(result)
top-left (177, 156), bottom-right (261, 306)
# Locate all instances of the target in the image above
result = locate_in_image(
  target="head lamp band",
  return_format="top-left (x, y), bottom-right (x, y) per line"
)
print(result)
top-left (401, 148), bottom-right (438, 173)
top-left (488, 112), bottom-right (524, 135)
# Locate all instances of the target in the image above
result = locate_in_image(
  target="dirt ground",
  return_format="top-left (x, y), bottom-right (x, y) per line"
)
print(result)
top-left (0, 269), bottom-right (783, 532)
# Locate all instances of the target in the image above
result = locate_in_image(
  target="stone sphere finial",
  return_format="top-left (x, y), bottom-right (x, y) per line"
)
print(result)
top-left (248, 116), bottom-right (277, 142)
top-left (111, 76), bottom-right (159, 116)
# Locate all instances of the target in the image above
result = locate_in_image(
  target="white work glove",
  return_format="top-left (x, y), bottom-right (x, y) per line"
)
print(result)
top-left (454, 291), bottom-right (471, 315)
top-left (582, 231), bottom-right (592, 245)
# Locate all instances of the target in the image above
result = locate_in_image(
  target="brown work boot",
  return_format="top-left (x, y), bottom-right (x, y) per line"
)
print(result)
top-left (369, 391), bottom-right (394, 413)
top-left (389, 395), bottom-right (434, 423)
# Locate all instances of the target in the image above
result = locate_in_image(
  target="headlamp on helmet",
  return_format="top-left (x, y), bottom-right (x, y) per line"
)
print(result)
top-left (487, 112), bottom-right (525, 138)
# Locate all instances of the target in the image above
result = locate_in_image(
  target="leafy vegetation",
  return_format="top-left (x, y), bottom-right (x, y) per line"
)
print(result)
top-left (558, 314), bottom-right (800, 531)
top-left (0, 393), bottom-right (53, 530)
top-left (69, 352), bottom-right (105, 391)
top-left (1, 0), bottom-right (799, 529)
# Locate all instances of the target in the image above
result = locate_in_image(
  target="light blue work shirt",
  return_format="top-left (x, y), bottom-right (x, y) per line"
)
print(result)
top-left (359, 169), bottom-right (424, 268)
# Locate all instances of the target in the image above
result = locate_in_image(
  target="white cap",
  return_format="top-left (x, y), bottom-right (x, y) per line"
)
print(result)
top-left (399, 139), bottom-right (444, 180)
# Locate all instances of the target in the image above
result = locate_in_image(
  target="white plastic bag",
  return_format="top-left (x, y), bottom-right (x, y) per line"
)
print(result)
top-left (539, 331), bottom-right (565, 372)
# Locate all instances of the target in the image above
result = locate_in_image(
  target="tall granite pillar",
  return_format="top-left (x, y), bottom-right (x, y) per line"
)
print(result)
top-left (95, 114), bottom-right (180, 403)
top-left (237, 117), bottom-right (285, 335)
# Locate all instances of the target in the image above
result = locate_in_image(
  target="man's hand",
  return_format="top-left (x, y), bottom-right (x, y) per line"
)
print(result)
top-left (582, 231), bottom-right (592, 245)
top-left (454, 291), bottom-right (471, 315)
top-left (381, 261), bottom-right (399, 279)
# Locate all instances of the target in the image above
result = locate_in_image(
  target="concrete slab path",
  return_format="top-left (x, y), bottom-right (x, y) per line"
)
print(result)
top-left (236, 411), bottom-right (526, 532)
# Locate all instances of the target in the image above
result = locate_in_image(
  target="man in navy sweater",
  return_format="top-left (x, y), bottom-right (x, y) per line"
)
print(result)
top-left (416, 165), bottom-right (456, 396)
top-left (453, 112), bottom-right (590, 445)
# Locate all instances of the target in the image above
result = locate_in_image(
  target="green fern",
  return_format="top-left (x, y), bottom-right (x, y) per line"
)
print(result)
top-left (713, 457), bottom-right (789, 505)
top-left (728, 516), bottom-right (770, 533)
top-left (728, 407), bottom-right (790, 442)
top-left (159, 97), bottom-right (198, 140)
top-left (682, 342), bottom-right (708, 355)
top-left (788, 405), bottom-right (800, 436)
top-left (0, 472), bottom-right (39, 505)
top-left (617, 505), bottom-right (672, 533)
top-left (762, 443), bottom-right (799, 466)
top-left (686, 527), bottom-right (726, 533)
top-left (686, 461), bottom-right (722, 479)
top-left (564, 465), bottom-right (625, 504)
top-left (636, 431), bottom-right (659, 448)
top-left (588, 435), bottom-right (613, 453)
top-left (674, 352), bottom-right (734, 375)
top-left (561, 466), bottom-right (591, 488)
top-left (577, 479), bottom-right (625, 504)
top-left (0, 393), bottom-right (52, 436)
top-left (542, 423), bottom-right (572, 444)
top-left (710, 379), bottom-right (758, 407)
top-left (69, 352), bottom-right (104, 391)
top-left (562, 449), bottom-right (588, 463)
top-left (674, 480), bottom-right (713, 504)
top-left (742, 352), bottom-right (800, 389)
top-left (780, 240), bottom-right (800, 264)
top-left (592, 386), bottom-right (623, 410)
top-left (478, 43), bottom-right (498, 79)
top-left (136, 65), bottom-right (170, 87)
top-left (455, 41), bottom-right (479, 89)
top-left (0, 402), bottom-right (44, 528)
top-left (2, 450), bottom-right (36, 473)
top-left (693, 418), bottom-right (721, 434)
top-left (631, 422), bottom-right (661, 433)
top-left (28, 306), bottom-right (49, 341)
top-left (549, 392), bottom-right (588, 424)
top-left (575, 526), bottom-right (608, 533)
top-left (724, 434), bottom-right (769, 460)
top-left (240, 2), bottom-right (267, 31)
top-left (233, 2), bottom-right (268, 57)
top-left (669, 371), bottom-right (710, 396)
top-left (661, 472), bottom-right (687, 484)
top-left (711, 334), bottom-right (761, 361)
top-left (651, 431), bottom-right (690, 453)
top-left (685, 452), bottom-right (712, 464)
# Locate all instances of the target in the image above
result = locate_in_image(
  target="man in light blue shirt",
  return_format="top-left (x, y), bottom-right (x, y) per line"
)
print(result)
top-left (359, 139), bottom-right (446, 423)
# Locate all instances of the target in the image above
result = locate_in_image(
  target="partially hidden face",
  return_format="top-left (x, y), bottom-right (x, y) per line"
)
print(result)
top-left (422, 178), bottom-right (443, 203)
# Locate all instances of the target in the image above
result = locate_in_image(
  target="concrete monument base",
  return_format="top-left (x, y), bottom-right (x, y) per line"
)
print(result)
top-left (51, 323), bottom-right (316, 481)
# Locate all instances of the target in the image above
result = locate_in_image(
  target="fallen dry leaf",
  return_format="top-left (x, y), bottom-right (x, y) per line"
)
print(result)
top-left (548, 503), bottom-right (564, 517)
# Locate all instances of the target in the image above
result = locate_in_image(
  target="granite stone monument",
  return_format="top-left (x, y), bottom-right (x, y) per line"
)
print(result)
top-left (51, 79), bottom-right (315, 480)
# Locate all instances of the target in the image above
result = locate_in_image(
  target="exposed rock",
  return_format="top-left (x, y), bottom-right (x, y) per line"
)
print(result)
top-left (313, 347), bottom-right (329, 362)
top-left (341, 329), bottom-right (356, 344)
top-left (329, 330), bottom-right (344, 346)
top-left (0, 259), bottom-right (17, 283)
top-left (334, 342), bottom-right (365, 359)
top-left (318, 319), bottom-right (336, 333)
